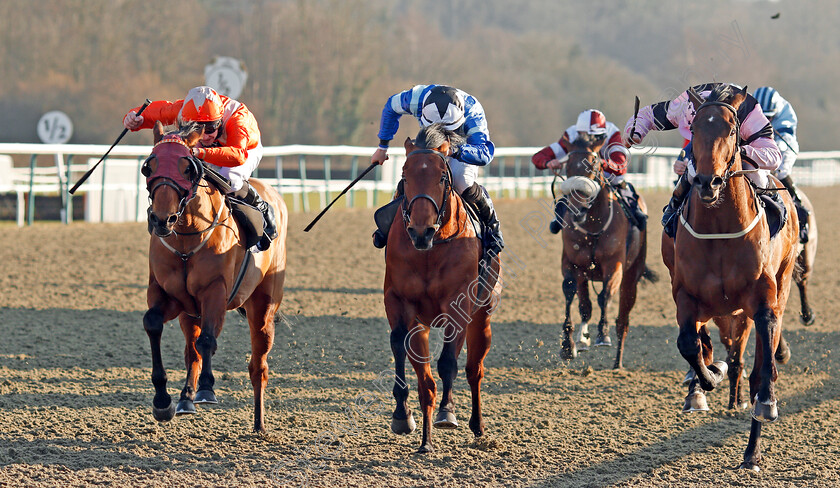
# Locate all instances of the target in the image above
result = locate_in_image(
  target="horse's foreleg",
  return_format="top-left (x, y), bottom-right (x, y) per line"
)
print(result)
top-left (676, 292), bottom-right (727, 394)
top-left (247, 296), bottom-right (278, 433)
top-left (465, 311), bottom-right (491, 438)
top-left (595, 263), bottom-right (622, 348)
top-left (434, 332), bottom-right (464, 430)
top-left (561, 269), bottom-right (578, 359)
top-left (194, 281), bottom-right (227, 405)
top-left (388, 320), bottom-right (415, 435)
top-left (144, 282), bottom-right (182, 422)
top-left (750, 305), bottom-right (780, 423)
top-left (406, 324), bottom-right (436, 453)
top-left (176, 314), bottom-right (201, 415)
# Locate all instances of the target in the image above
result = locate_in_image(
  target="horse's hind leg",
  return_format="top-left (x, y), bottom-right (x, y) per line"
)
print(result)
top-left (176, 314), bottom-right (201, 415)
top-left (245, 294), bottom-right (278, 433)
top-left (595, 263), bottom-right (623, 348)
top-left (719, 315), bottom-right (751, 410)
top-left (613, 271), bottom-right (639, 369)
top-left (796, 252), bottom-right (815, 326)
top-left (144, 282), bottom-right (182, 422)
top-left (560, 269), bottom-right (578, 360)
top-left (466, 311), bottom-right (492, 437)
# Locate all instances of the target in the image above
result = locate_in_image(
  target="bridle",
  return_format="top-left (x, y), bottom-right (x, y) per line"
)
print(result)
top-left (401, 149), bottom-right (454, 237)
top-left (690, 100), bottom-right (748, 184)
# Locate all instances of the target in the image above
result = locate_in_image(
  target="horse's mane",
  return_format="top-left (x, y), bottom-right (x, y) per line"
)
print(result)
top-left (571, 131), bottom-right (605, 150)
top-left (705, 84), bottom-right (735, 104)
top-left (415, 123), bottom-right (465, 151)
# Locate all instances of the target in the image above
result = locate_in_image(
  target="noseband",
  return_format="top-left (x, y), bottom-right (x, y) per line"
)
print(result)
top-left (401, 149), bottom-right (453, 233)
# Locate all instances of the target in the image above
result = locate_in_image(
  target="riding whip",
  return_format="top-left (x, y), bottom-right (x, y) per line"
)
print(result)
top-left (69, 99), bottom-right (152, 194)
top-left (303, 162), bottom-right (378, 232)
top-left (628, 96), bottom-right (641, 144)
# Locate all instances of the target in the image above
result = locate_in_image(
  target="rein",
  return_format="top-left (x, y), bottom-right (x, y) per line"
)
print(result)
top-left (401, 149), bottom-right (466, 244)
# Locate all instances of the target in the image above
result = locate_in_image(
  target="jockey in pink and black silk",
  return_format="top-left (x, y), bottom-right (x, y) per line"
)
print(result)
top-left (622, 83), bottom-right (781, 234)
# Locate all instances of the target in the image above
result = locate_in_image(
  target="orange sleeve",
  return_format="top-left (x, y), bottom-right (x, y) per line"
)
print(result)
top-left (201, 106), bottom-right (261, 168)
top-left (125, 100), bottom-right (184, 131)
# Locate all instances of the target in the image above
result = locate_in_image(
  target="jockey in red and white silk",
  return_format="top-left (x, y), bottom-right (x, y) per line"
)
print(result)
top-left (533, 109), bottom-right (647, 232)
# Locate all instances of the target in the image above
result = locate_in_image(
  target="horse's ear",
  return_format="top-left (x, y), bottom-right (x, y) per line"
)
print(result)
top-left (686, 86), bottom-right (704, 110)
top-left (730, 85), bottom-right (748, 109)
top-left (439, 139), bottom-right (451, 157)
top-left (153, 121), bottom-right (164, 144)
top-left (404, 136), bottom-right (416, 152)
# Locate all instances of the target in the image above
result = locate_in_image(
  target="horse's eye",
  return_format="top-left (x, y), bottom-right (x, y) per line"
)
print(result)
top-left (730, 127), bottom-right (736, 137)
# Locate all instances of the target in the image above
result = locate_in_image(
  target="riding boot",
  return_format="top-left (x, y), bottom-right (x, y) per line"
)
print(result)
top-left (372, 180), bottom-right (405, 249)
top-left (460, 182), bottom-right (504, 256)
top-left (615, 180), bottom-right (648, 232)
top-left (234, 182), bottom-right (277, 251)
top-left (779, 175), bottom-right (810, 243)
top-left (662, 175), bottom-right (691, 228)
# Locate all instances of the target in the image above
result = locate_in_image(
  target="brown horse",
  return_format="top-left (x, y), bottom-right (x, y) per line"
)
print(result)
top-left (143, 122), bottom-right (287, 432)
top-left (384, 124), bottom-right (499, 453)
top-left (557, 135), bottom-right (654, 369)
top-left (661, 85), bottom-right (798, 471)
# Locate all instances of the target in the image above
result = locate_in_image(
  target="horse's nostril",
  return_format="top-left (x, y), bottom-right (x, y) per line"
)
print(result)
top-left (711, 176), bottom-right (724, 188)
top-left (167, 215), bottom-right (178, 225)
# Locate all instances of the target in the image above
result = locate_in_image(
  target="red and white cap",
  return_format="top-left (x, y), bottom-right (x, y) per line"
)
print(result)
top-left (575, 109), bottom-right (607, 135)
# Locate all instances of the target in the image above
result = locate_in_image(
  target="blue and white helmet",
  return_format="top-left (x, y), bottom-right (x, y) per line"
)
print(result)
top-left (753, 86), bottom-right (782, 118)
top-left (420, 85), bottom-right (466, 131)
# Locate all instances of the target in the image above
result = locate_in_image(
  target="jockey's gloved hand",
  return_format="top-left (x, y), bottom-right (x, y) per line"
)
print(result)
top-left (450, 145), bottom-right (462, 161)
top-left (123, 111), bottom-right (144, 130)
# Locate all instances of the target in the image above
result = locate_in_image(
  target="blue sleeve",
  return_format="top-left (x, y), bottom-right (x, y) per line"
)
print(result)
top-left (376, 85), bottom-right (430, 144)
top-left (456, 96), bottom-right (494, 166)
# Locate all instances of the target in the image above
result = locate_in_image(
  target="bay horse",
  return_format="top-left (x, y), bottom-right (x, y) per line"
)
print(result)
top-left (661, 85), bottom-right (798, 471)
top-left (143, 121), bottom-right (287, 433)
top-left (384, 124), bottom-right (500, 453)
top-left (557, 134), bottom-right (655, 369)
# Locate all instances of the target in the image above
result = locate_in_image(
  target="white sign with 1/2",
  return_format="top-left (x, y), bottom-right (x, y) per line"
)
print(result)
top-left (38, 111), bottom-right (74, 144)
top-left (205, 56), bottom-right (248, 99)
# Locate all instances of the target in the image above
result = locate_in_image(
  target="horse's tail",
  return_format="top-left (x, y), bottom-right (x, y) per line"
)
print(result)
top-left (641, 265), bottom-right (660, 284)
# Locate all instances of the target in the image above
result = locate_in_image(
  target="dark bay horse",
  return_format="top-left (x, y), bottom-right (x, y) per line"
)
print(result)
top-left (558, 134), bottom-right (654, 369)
top-left (143, 122), bottom-right (287, 432)
top-left (384, 124), bottom-right (500, 453)
top-left (661, 85), bottom-right (798, 471)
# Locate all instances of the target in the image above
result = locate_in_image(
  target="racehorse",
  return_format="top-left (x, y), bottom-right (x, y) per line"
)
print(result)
top-left (661, 85), bottom-right (798, 471)
top-left (557, 133), bottom-right (655, 369)
top-left (384, 123), bottom-right (500, 453)
top-left (143, 121), bottom-right (287, 433)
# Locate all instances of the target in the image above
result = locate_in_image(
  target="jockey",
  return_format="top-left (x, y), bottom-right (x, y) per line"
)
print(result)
top-left (123, 86), bottom-right (277, 251)
top-left (370, 84), bottom-right (504, 256)
top-left (532, 109), bottom-right (648, 233)
top-left (754, 86), bottom-right (809, 242)
top-left (623, 83), bottom-right (782, 236)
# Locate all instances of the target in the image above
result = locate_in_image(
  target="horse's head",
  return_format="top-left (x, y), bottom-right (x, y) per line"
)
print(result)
top-left (688, 84), bottom-right (747, 206)
top-left (400, 123), bottom-right (463, 251)
top-left (143, 121), bottom-right (205, 236)
top-left (560, 134), bottom-right (606, 223)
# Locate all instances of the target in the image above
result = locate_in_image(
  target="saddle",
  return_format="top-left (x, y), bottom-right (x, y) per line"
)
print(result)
top-left (202, 164), bottom-right (264, 250)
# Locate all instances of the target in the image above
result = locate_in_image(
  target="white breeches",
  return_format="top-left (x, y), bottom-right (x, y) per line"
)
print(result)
top-left (449, 157), bottom-right (478, 193)
top-left (209, 141), bottom-right (264, 192)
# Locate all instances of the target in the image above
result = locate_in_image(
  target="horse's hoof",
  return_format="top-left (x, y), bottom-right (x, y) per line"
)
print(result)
top-left (433, 410), bottom-right (459, 429)
top-left (176, 399), bottom-right (196, 415)
top-left (391, 414), bottom-right (416, 435)
top-left (800, 308), bottom-right (815, 326)
top-left (751, 398), bottom-right (778, 423)
top-left (561, 344), bottom-right (577, 360)
top-left (738, 461), bottom-right (760, 472)
top-left (416, 443), bottom-right (434, 454)
top-left (682, 369), bottom-right (696, 386)
top-left (152, 402), bottom-right (176, 422)
top-left (594, 335), bottom-right (612, 347)
top-left (682, 391), bottom-right (709, 413)
top-left (575, 324), bottom-right (591, 350)
top-left (775, 340), bottom-right (792, 365)
top-left (709, 360), bottom-right (728, 385)
top-left (194, 390), bottom-right (218, 405)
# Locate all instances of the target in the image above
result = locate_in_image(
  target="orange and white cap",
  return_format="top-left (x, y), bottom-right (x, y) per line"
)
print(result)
top-left (178, 86), bottom-right (223, 123)
top-left (575, 109), bottom-right (607, 135)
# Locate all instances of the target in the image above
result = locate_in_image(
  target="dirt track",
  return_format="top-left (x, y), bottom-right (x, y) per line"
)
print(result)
top-left (0, 186), bottom-right (839, 487)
